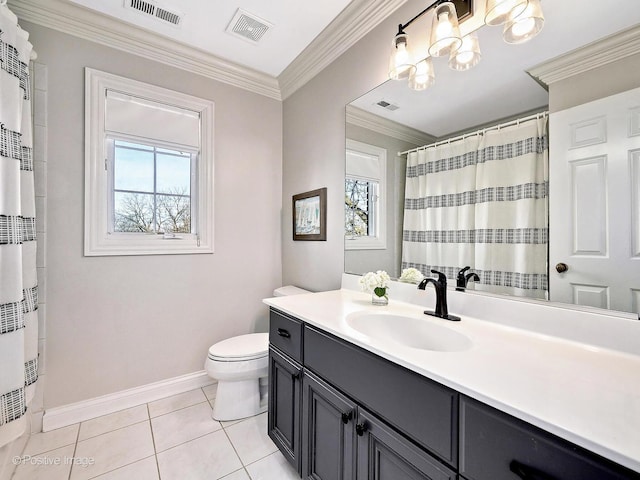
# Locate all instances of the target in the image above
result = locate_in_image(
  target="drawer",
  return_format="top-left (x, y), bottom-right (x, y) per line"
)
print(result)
top-left (459, 396), bottom-right (640, 480)
top-left (304, 325), bottom-right (458, 466)
top-left (269, 309), bottom-right (303, 362)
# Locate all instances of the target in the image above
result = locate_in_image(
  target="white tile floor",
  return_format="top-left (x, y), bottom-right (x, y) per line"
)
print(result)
top-left (11, 384), bottom-right (300, 480)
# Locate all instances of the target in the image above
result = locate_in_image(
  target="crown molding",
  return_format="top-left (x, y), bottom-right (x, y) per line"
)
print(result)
top-left (9, 0), bottom-right (408, 102)
top-left (8, 0), bottom-right (282, 100)
top-left (346, 105), bottom-right (435, 146)
top-left (278, 0), bottom-right (408, 100)
top-left (528, 24), bottom-right (640, 86)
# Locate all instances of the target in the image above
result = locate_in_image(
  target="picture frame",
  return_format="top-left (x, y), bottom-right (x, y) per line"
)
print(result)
top-left (292, 188), bottom-right (327, 241)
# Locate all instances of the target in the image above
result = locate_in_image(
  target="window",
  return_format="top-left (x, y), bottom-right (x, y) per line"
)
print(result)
top-left (84, 68), bottom-right (214, 256)
top-left (345, 140), bottom-right (386, 250)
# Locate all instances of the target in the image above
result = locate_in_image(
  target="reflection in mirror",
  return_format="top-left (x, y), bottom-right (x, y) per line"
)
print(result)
top-left (345, 0), bottom-right (640, 315)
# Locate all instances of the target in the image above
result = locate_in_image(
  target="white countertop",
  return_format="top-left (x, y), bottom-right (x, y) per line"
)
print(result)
top-left (264, 288), bottom-right (640, 473)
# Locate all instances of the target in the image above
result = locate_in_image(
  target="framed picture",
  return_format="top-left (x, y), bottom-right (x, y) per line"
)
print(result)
top-left (293, 188), bottom-right (327, 241)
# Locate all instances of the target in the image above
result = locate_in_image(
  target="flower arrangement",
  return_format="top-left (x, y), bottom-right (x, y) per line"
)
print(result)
top-left (359, 270), bottom-right (390, 304)
top-left (398, 267), bottom-right (424, 284)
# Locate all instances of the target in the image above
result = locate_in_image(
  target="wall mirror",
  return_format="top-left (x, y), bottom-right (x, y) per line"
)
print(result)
top-left (345, 0), bottom-right (640, 316)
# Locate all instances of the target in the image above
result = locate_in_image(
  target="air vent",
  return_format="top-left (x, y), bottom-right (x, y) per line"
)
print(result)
top-left (376, 100), bottom-right (399, 111)
top-left (125, 0), bottom-right (182, 26)
top-left (226, 9), bottom-right (273, 43)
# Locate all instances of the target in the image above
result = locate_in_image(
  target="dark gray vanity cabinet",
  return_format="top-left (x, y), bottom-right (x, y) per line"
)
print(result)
top-left (268, 309), bottom-right (305, 472)
top-left (301, 371), bottom-right (356, 480)
top-left (268, 346), bottom-right (302, 472)
top-left (459, 396), bottom-right (640, 480)
top-left (355, 409), bottom-right (456, 480)
top-left (269, 308), bottom-right (457, 480)
top-left (301, 367), bottom-right (456, 480)
top-left (268, 308), bottom-right (640, 480)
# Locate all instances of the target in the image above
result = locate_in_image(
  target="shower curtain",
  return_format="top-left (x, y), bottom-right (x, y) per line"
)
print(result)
top-left (0, 4), bottom-right (38, 446)
top-left (402, 116), bottom-right (548, 298)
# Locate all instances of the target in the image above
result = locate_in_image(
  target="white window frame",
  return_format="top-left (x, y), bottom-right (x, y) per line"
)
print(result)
top-left (84, 68), bottom-right (214, 256)
top-left (345, 139), bottom-right (387, 250)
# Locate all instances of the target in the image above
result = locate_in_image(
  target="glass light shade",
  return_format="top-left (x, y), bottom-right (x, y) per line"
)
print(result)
top-left (484, 0), bottom-right (528, 26)
top-left (449, 33), bottom-right (482, 71)
top-left (428, 2), bottom-right (462, 57)
top-left (388, 32), bottom-right (416, 80)
top-left (409, 58), bottom-right (435, 91)
top-left (503, 0), bottom-right (544, 44)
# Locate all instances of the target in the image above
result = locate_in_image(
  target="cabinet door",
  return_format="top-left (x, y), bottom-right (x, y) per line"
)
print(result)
top-left (268, 347), bottom-right (302, 473)
top-left (302, 371), bottom-right (356, 480)
top-left (459, 397), bottom-right (640, 480)
top-left (356, 409), bottom-right (456, 480)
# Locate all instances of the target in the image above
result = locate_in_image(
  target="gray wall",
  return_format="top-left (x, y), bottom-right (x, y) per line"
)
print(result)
top-left (24, 22), bottom-right (283, 409)
top-left (282, 2), bottom-right (418, 291)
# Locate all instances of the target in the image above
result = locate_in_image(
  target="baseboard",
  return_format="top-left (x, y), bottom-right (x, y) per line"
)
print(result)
top-left (42, 370), bottom-right (212, 432)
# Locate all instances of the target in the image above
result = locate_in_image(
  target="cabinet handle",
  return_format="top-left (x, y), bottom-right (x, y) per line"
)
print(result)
top-left (341, 411), bottom-right (353, 424)
top-left (276, 328), bottom-right (291, 338)
top-left (355, 422), bottom-right (367, 436)
top-left (510, 460), bottom-right (558, 480)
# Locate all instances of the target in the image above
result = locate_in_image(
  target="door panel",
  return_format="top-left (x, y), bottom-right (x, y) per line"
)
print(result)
top-left (302, 371), bottom-right (356, 480)
top-left (549, 86), bottom-right (640, 314)
top-left (356, 409), bottom-right (456, 480)
top-left (268, 347), bottom-right (302, 472)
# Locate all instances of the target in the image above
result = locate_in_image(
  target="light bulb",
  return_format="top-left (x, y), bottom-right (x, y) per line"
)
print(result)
top-left (449, 32), bottom-right (481, 71)
top-left (510, 16), bottom-right (535, 37)
top-left (429, 2), bottom-right (462, 57)
top-left (388, 31), bottom-right (415, 80)
top-left (503, 0), bottom-right (544, 44)
top-left (485, 0), bottom-right (529, 26)
top-left (409, 58), bottom-right (435, 91)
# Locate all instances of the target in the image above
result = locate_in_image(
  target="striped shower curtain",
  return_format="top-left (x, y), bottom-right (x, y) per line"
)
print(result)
top-left (0, 5), bottom-right (38, 446)
top-left (402, 116), bottom-right (548, 298)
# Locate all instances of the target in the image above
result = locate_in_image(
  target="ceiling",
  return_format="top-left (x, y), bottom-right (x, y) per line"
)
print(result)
top-left (350, 0), bottom-right (640, 138)
top-left (9, 0), bottom-right (640, 108)
top-left (67, 0), bottom-right (354, 77)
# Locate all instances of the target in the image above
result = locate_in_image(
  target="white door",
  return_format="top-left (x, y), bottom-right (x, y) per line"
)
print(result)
top-left (549, 87), bottom-right (640, 315)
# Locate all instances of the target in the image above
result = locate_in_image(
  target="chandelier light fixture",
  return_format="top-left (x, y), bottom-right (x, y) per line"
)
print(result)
top-left (388, 0), bottom-right (545, 90)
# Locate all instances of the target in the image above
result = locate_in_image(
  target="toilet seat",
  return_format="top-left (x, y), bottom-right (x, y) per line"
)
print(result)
top-left (208, 333), bottom-right (268, 362)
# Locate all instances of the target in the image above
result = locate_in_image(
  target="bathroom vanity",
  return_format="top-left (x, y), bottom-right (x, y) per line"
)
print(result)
top-left (264, 287), bottom-right (640, 480)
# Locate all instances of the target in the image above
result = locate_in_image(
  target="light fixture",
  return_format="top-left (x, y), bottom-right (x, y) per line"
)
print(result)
top-left (409, 58), bottom-right (436, 90)
top-left (449, 32), bottom-right (481, 70)
top-left (388, 26), bottom-right (416, 80)
top-left (428, 2), bottom-right (462, 57)
top-left (387, 0), bottom-right (543, 91)
top-left (484, 0), bottom-right (528, 26)
top-left (503, 0), bottom-right (544, 44)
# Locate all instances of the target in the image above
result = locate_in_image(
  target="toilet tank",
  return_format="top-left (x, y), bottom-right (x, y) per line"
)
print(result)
top-left (273, 285), bottom-right (310, 297)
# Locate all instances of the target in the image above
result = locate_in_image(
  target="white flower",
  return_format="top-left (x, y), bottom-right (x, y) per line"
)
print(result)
top-left (359, 270), bottom-right (390, 293)
top-left (398, 267), bottom-right (424, 284)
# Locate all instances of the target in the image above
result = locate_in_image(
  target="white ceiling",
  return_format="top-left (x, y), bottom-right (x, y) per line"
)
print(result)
top-left (350, 0), bottom-right (640, 138)
top-left (67, 0), bottom-right (354, 77)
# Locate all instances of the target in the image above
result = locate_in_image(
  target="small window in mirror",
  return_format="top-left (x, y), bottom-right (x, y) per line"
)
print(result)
top-left (345, 140), bottom-right (386, 250)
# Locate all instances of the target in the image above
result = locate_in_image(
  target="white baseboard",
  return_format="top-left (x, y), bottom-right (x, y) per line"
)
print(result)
top-left (42, 370), bottom-right (212, 432)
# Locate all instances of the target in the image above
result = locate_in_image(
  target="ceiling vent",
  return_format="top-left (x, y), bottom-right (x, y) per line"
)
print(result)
top-left (376, 100), bottom-right (399, 111)
top-left (226, 9), bottom-right (273, 44)
top-left (125, 0), bottom-right (183, 27)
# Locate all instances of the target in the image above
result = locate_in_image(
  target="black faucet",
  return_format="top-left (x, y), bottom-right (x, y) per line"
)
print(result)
top-left (417, 270), bottom-right (460, 321)
top-left (456, 266), bottom-right (480, 291)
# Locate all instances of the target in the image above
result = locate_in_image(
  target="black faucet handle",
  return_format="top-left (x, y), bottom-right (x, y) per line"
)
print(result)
top-left (430, 269), bottom-right (447, 286)
top-left (457, 266), bottom-right (471, 277)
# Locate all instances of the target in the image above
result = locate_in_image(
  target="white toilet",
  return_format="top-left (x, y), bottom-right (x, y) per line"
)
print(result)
top-left (205, 285), bottom-right (310, 421)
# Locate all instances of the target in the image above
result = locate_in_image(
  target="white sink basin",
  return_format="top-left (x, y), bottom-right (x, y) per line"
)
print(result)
top-left (345, 312), bottom-right (473, 352)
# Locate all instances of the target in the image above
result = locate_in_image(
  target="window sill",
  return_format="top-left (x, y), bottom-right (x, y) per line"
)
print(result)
top-left (344, 237), bottom-right (387, 251)
top-left (84, 233), bottom-right (213, 256)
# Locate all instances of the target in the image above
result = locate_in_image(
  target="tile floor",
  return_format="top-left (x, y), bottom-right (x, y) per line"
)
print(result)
top-left (11, 384), bottom-right (300, 480)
